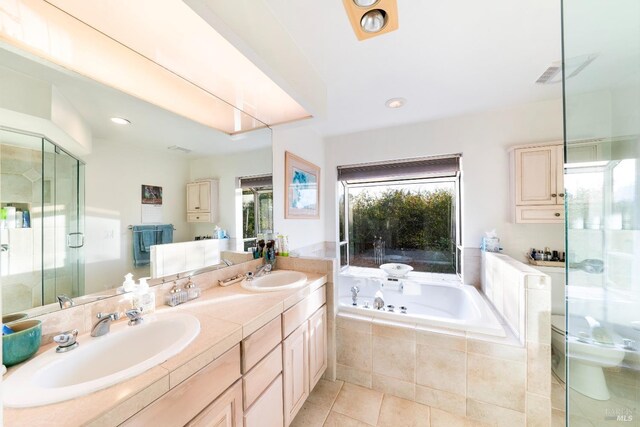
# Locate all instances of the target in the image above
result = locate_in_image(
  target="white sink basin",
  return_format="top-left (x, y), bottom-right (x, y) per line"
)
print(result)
top-left (241, 270), bottom-right (308, 292)
top-left (4, 312), bottom-right (200, 408)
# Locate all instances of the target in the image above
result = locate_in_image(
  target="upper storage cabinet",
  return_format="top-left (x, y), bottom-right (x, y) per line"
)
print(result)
top-left (187, 179), bottom-right (218, 223)
top-left (511, 143), bottom-right (564, 223)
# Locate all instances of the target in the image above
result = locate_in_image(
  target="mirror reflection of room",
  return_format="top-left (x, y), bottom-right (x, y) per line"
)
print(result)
top-left (0, 47), bottom-right (273, 316)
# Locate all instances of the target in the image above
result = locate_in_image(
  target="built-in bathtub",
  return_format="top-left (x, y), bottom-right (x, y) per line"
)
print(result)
top-left (339, 267), bottom-right (505, 337)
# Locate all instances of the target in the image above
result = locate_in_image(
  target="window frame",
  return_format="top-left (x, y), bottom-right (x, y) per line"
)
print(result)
top-left (338, 173), bottom-right (462, 275)
top-left (241, 185), bottom-right (273, 249)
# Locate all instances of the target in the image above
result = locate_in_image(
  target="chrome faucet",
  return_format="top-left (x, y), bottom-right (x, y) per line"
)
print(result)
top-left (91, 312), bottom-right (120, 337)
top-left (125, 308), bottom-right (144, 326)
top-left (57, 294), bottom-right (74, 309)
top-left (53, 329), bottom-right (79, 353)
top-left (254, 263), bottom-right (272, 278)
top-left (373, 291), bottom-right (385, 310)
top-left (350, 286), bottom-right (360, 306)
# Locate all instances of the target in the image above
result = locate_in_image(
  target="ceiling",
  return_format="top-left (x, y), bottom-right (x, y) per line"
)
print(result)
top-left (0, 48), bottom-right (272, 157)
top-left (262, 0), bottom-right (564, 135)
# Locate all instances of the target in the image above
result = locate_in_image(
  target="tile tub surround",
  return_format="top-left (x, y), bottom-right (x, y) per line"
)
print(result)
top-left (3, 267), bottom-right (327, 426)
top-left (335, 265), bottom-right (552, 427)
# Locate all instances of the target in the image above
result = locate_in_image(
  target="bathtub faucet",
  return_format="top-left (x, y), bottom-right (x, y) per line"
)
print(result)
top-left (350, 286), bottom-right (359, 306)
top-left (374, 290), bottom-right (385, 310)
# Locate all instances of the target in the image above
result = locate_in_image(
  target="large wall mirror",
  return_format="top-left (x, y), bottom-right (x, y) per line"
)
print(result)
top-left (0, 46), bottom-right (273, 317)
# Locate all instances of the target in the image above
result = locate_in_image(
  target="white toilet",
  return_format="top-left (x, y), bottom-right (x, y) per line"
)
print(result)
top-left (551, 313), bottom-right (626, 400)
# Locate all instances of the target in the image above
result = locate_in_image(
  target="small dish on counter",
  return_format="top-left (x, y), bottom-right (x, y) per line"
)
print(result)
top-left (3, 320), bottom-right (42, 367)
top-left (380, 263), bottom-right (413, 277)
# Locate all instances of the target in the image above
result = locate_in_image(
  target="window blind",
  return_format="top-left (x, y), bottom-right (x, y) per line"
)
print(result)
top-left (337, 155), bottom-right (460, 182)
top-left (240, 175), bottom-right (273, 189)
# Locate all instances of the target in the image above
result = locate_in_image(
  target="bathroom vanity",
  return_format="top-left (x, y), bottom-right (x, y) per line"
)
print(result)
top-left (3, 270), bottom-right (328, 427)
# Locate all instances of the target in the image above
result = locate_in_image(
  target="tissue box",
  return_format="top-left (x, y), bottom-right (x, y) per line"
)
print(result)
top-left (481, 237), bottom-right (500, 252)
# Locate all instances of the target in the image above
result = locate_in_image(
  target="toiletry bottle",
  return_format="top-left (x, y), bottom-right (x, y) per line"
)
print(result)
top-left (544, 247), bottom-right (552, 261)
top-left (122, 273), bottom-right (135, 293)
top-left (281, 235), bottom-right (289, 257)
top-left (133, 277), bottom-right (156, 313)
top-left (15, 210), bottom-right (23, 228)
top-left (185, 277), bottom-right (201, 300)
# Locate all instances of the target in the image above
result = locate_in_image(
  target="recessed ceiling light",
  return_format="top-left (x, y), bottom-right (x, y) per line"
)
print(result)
top-left (110, 117), bottom-right (131, 125)
top-left (360, 9), bottom-right (387, 33)
top-left (385, 98), bottom-right (406, 109)
top-left (353, 0), bottom-right (379, 7)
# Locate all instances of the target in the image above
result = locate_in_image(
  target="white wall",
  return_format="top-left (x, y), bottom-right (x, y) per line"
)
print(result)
top-left (189, 146), bottom-right (272, 248)
top-left (82, 139), bottom-right (191, 293)
top-left (272, 124), bottom-right (327, 250)
top-left (325, 98), bottom-right (566, 274)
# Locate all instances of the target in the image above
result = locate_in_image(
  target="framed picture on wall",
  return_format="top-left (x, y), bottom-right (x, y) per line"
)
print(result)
top-left (141, 185), bottom-right (163, 205)
top-left (285, 151), bottom-right (320, 219)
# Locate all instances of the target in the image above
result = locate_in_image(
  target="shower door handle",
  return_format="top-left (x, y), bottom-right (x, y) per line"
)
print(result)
top-left (67, 232), bottom-right (85, 249)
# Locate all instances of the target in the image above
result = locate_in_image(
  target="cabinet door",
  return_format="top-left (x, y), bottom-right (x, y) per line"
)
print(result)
top-left (198, 181), bottom-right (211, 213)
top-left (283, 322), bottom-right (309, 426)
top-left (187, 380), bottom-right (243, 427)
top-left (556, 145), bottom-right (565, 206)
top-left (244, 375), bottom-right (284, 427)
top-left (308, 306), bottom-right (327, 391)
top-left (187, 182), bottom-right (201, 212)
top-left (515, 146), bottom-right (558, 205)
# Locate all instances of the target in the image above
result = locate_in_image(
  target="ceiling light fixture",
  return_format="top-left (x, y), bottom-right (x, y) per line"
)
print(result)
top-left (360, 9), bottom-right (387, 33)
top-left (342, 0), bottom-right (398, 41)
top-left (353, 0), bottom-right (379, 7)
top-left (385, 98), bottom-right (406, 109)
top-left (110, 117), bottom-right (131, 125)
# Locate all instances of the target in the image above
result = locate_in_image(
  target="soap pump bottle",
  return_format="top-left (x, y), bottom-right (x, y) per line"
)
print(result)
top-left (122, 273), bottom-right (135, 293)
top-left (185, 277), bottom-right (201, 301)
top-left (133, 277), bottom-right (155, 314)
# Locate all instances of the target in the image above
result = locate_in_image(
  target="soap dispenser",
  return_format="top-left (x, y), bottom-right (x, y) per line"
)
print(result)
top-left (165, 282), bottom-right (188, 307)
top-left (122, 273), bottom-right (135, 293)
top-left (133, 277), bottom-right (156, 314)
top-left (185, 277), bottom-right (201, 301)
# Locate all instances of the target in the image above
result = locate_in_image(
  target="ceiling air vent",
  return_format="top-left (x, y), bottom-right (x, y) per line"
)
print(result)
top-left (536, 54), bottom-right (598, 85)
top-left (167, 145), bottom-right (192, 154)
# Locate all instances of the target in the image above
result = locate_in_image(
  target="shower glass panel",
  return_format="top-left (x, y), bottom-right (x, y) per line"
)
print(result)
top-left (0, 130), bottom-right (45, 313)
top-left (0, 129), bottom-right (84, 313)
top-left (563, 0), bottom-right (640, 425)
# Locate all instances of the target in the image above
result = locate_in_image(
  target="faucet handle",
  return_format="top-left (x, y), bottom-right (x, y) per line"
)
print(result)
top-left (97, 312), bottom-right (120, 321)
top-left (53, 329), bottom-right (79, 353)
top-left (125, 308), bottom-right (144, 326)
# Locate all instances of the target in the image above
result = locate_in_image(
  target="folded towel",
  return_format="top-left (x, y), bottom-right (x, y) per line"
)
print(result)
top-left (132, 225), bottom-right (157, 267)
top-left (157, 224), bottom-right (174, 245)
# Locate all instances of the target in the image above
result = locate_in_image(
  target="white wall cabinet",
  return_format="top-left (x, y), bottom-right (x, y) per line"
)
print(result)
top-left (511, 143), bottom-right (564, 223)
top-left (187, 179), bottom-right (218, 223)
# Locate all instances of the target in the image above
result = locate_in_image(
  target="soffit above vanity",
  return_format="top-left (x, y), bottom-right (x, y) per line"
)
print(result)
top-left (0, 0), bottom-right (311, 134)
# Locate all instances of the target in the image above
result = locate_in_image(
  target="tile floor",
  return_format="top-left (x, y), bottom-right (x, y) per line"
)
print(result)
top-left (291, 380), bottom-right (494, 427)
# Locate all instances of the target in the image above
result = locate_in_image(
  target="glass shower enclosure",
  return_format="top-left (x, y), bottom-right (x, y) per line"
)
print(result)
top-left (0, 128), bottom-right (85, 314)
top-left (563, 0), bottom-right (640, 425)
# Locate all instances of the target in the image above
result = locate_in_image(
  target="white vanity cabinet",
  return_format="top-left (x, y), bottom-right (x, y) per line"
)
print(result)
top-left (187, 179), bottom-right (218, 223)
top-left (511, 143), bottom-right (565, 223)
top-left (282, 287), bottom-right (328, 426)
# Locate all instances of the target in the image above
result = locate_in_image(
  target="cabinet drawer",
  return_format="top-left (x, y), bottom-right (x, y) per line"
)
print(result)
top-left (187, 213), bottom-right (212, 223)
top-left (515, 206), bottom-right (564, 223)
top-left (282, 286), bottom-right (326, 338)
top-left (244, 375), bottom-right (284, 427)
top-left (242, 316), bottom-right (282, 373)
top-left (122, 345), bottom-right (241, 426)
top-left (243, 344), bottom-right (282, 410)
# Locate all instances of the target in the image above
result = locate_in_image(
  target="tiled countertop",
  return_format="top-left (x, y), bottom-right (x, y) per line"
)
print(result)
top-left (4, 271), bottom-right (327, 427)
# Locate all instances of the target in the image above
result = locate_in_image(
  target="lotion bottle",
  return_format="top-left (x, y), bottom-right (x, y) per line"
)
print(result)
top-left (133, 277), bottom-right (156, 314)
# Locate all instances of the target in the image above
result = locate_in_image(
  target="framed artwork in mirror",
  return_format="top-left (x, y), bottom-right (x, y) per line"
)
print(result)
top-left (284, 151), bottom-right (320, 219)
top-left (141, 185), bottom-right (163, 205)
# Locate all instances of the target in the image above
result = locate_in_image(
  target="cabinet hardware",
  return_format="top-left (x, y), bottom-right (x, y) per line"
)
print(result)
top-left (551, 193), bottom-right (557, 197)
top-left (554, 213), bottom-right (561, 217)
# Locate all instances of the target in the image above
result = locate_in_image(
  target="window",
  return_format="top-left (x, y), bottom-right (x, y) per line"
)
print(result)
top-left (338, 156), bottom-right (461, 274)
top-left (240, 175), bottom-right (273, 251)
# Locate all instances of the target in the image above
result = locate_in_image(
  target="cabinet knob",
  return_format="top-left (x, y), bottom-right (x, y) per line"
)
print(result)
top-left (554, 213), bottom-right (561, 217)
top-left (195, 207), bottom-right (200, 209)
top-left (196, 216), bottom-right (200, 219)
top-left (551, 193), bottom-right (557, 197)
top-left (559, 193), bottom-right (565, 197)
